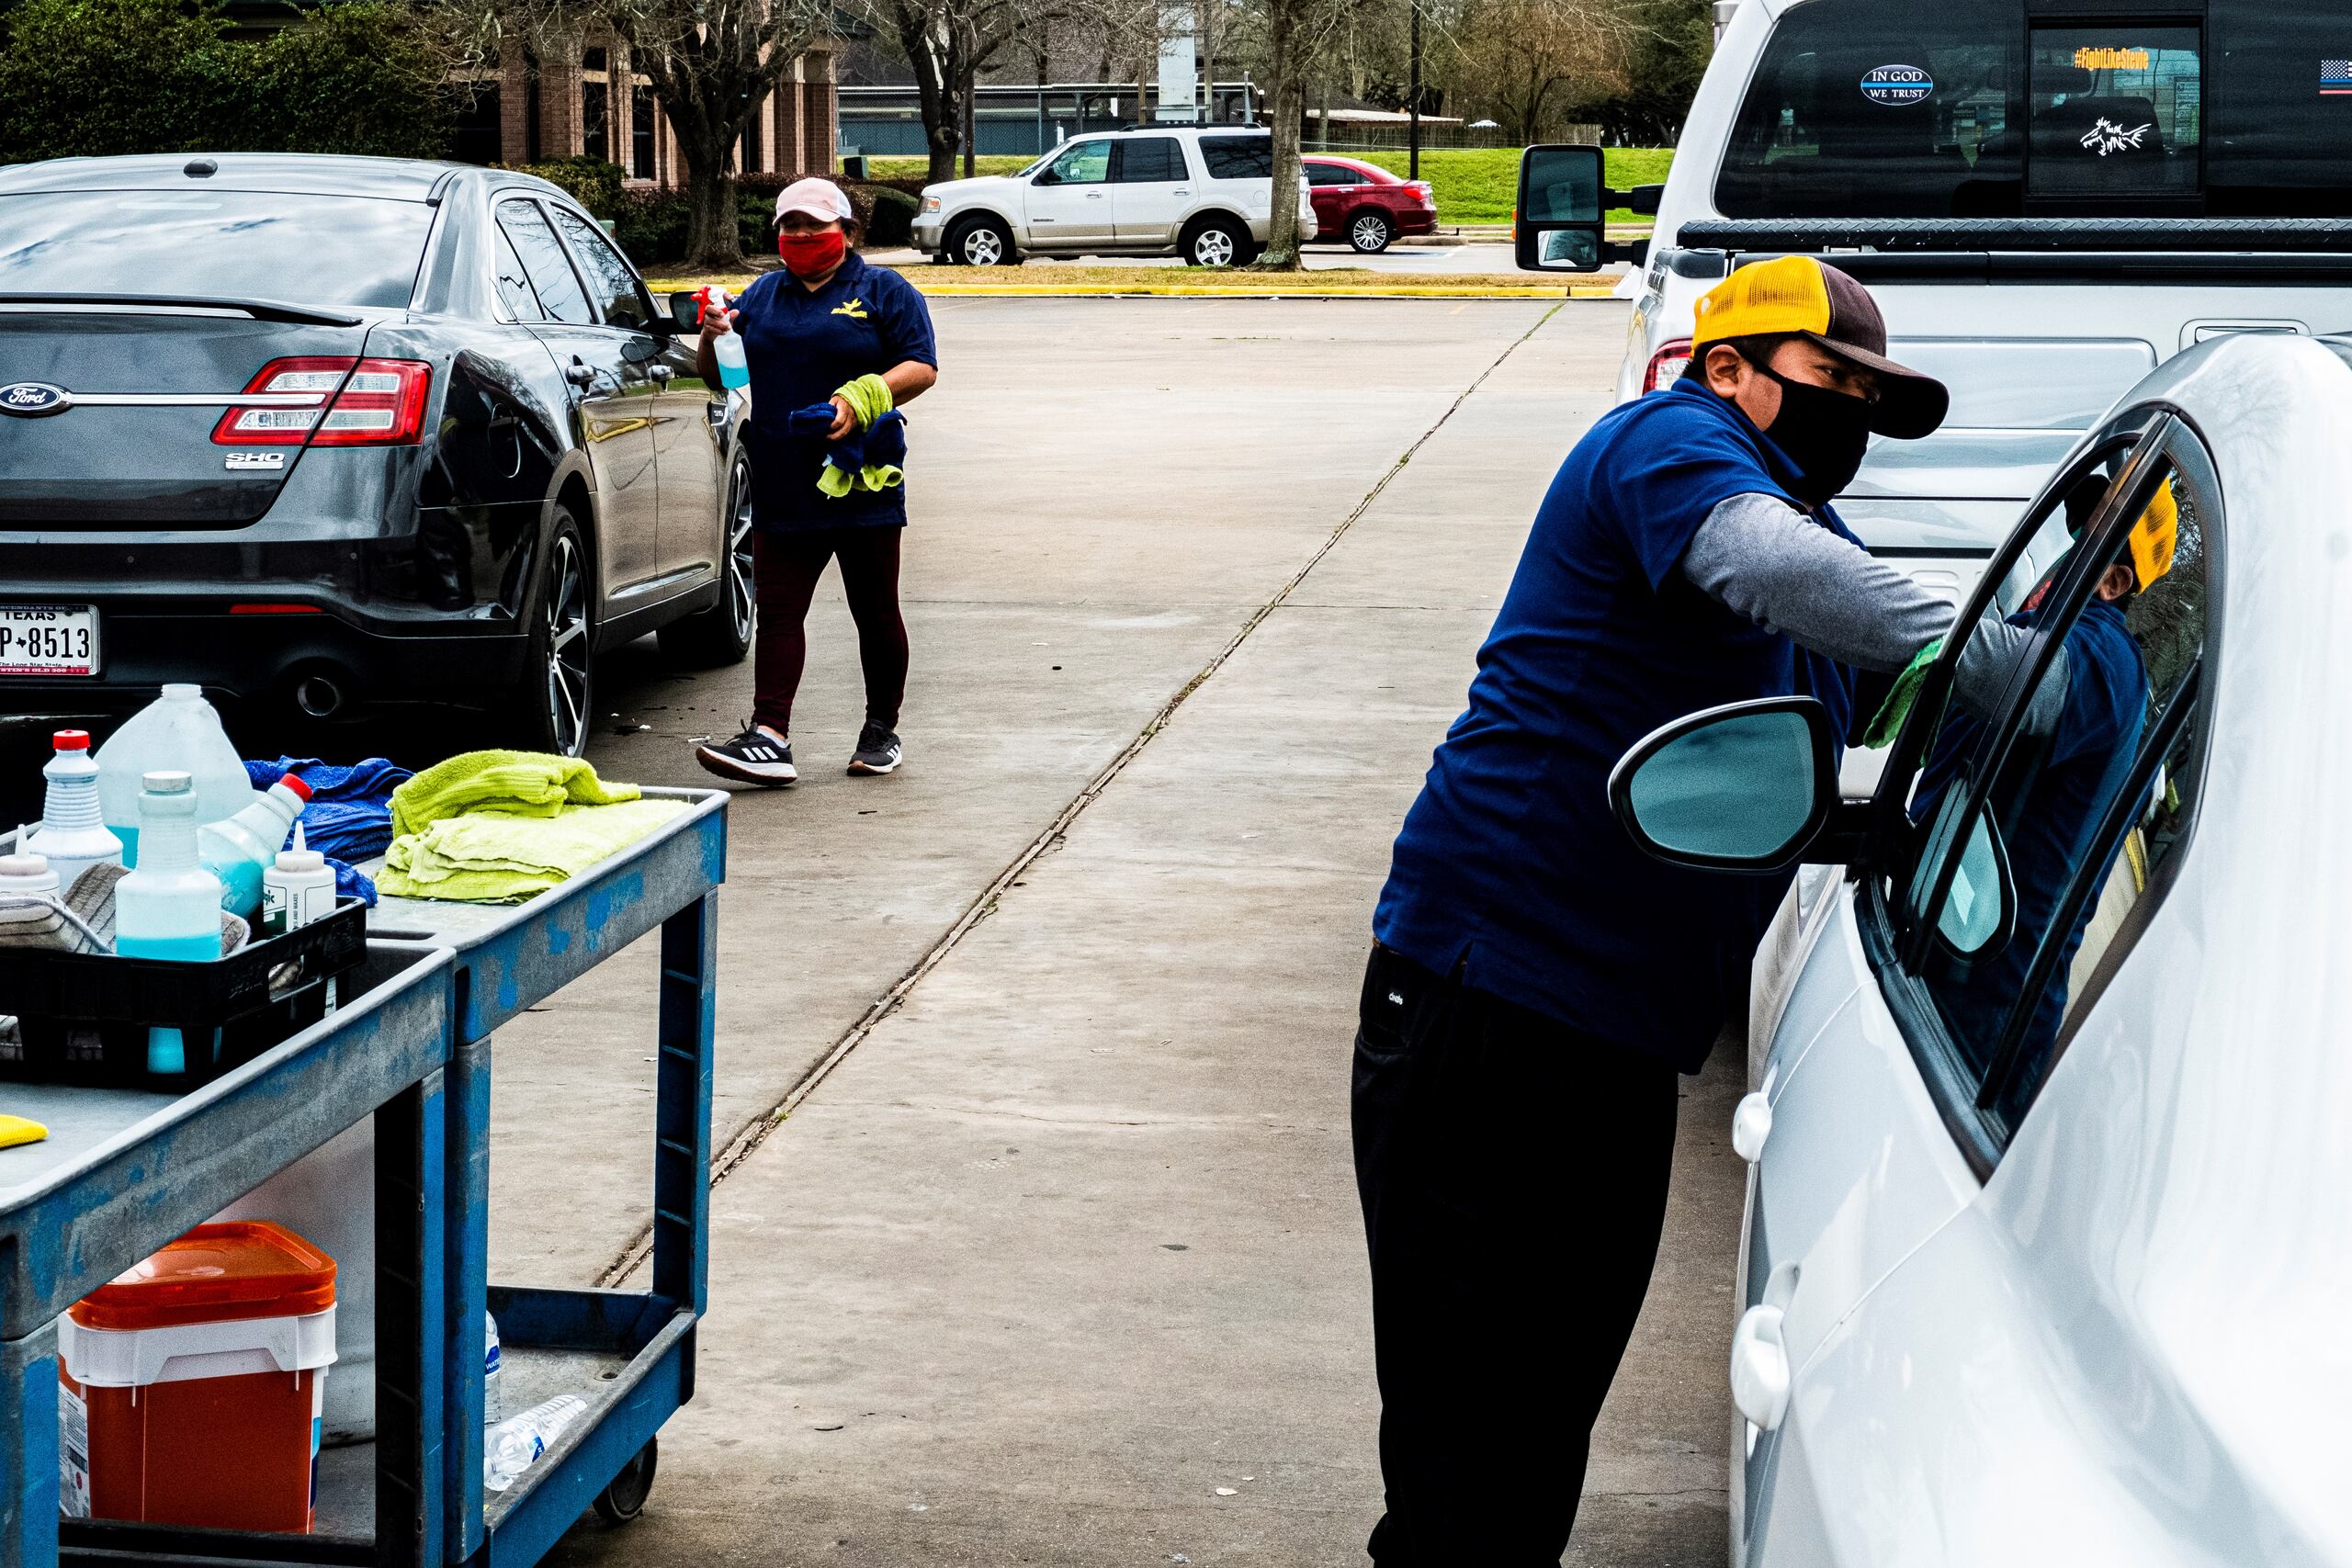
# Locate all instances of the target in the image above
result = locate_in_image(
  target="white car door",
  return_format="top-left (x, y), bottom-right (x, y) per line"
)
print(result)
top-left (1732, 407), bottom-right (2199, 1560)
top-left (1022, 139), bottom-right (1114, 247)
top-left (1109, 134), bottom-right (1194, 245)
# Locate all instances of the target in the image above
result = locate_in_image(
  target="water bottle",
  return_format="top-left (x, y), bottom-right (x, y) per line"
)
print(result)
top-left (701, 287), bottom-right (749, 389)
top-left (483, 1311), bottom-right (503, 1426)
top-left (198, 774), bottom-right (312, 919)
top-left (115, 772), bottom-right (224, 1075)
top-left (95, 685), bottom-right (254, 865)
top-left (482, 1394), bottom-right (587, 1493)
top-left (21, 730), bottom-right (122, 893)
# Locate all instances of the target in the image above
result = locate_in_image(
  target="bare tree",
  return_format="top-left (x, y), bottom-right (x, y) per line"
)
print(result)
top-left (427, 0), bottom-right (836, 267)
top-left (1440, 0), bottom-right (1633, 143)
top-left (860, 0), bottom-right (1069, 186)
top-left (1251, 0), bottom-right (1363, 268)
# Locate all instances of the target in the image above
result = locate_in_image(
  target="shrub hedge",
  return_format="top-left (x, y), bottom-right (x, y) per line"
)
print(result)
top-left (511, 163), bottom-right (922, 265)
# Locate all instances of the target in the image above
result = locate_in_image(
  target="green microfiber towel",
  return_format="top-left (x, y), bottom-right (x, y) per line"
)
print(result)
top-left (390, 750), bottom-right (640, 840)
top-left (833, 373), bottom-right (894, 431)
top-left (1864, 637), bottom-right (1944, 750)
top-left (379, 798), bottom-right (687, 903)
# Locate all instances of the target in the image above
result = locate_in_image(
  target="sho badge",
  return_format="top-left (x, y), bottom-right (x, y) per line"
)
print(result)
top-left (0, 381), bottom-right (71, 417)
top-left (225, 451), bottom-right (286, 470)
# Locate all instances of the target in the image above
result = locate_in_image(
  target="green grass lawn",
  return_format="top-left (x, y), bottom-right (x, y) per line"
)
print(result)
top-left (866, 147), bottom-right (1673, 228)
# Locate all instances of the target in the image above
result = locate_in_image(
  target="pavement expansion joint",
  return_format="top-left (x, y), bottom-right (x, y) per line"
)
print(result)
top-left (594, 301), bottom-right (1565, 1294)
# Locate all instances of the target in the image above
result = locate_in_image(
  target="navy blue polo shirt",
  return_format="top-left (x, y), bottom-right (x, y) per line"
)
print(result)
top-left (735, 252), bottom-right (938, 532)
top-left (1374, 375), bottom-right (1860, 1071)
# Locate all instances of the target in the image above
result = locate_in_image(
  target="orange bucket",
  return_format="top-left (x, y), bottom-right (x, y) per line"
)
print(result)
top-left (58, 1222), bottom-right (336, 1532)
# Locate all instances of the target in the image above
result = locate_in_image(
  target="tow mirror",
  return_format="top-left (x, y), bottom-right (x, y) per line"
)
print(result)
top-left (1515, 144), bottom-right (1656, 273)
top-left (1626, 183), bottom-right (1665, 216)
top-left (1608, 696), bottom-right (1859, 873)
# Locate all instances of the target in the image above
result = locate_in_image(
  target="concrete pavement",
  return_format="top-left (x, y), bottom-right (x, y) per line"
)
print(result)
top-left (485, 298), bottom-right (1740, 1564)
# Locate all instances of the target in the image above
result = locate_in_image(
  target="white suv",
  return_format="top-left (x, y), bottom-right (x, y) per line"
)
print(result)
top-left (913, 128), bottom-right (1317, 266)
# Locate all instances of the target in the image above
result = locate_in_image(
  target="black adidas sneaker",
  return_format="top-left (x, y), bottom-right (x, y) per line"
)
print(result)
top-left (847, 721), bottom-right (903, 776)
top-left (695, 724), bottom-right (797, 786)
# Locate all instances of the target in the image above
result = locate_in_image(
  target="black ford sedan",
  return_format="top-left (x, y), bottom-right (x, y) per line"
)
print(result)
top-left (0, 154), bottom-right (753, 755)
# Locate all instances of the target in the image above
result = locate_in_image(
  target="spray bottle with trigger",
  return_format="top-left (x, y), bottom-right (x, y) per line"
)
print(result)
top-left (697, 287), bottom-right (749, 390)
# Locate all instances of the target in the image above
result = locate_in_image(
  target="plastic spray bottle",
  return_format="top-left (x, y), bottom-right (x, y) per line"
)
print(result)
top-left (115, 772), bottom-right (224, 1075)
top-left (698, 287), bottom-right (749, 389)
top-left (199, 774), bottom-right (312, 919)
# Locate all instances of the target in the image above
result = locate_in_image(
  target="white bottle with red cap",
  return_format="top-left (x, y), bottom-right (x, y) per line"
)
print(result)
top-left (197, 773), bottom-right (313, 919)
top-left (22, 729), bottom-right (123, 894)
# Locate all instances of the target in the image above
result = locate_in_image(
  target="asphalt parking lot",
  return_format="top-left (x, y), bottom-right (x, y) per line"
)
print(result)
top-left (465, 296), bottom-right (1743, 1565)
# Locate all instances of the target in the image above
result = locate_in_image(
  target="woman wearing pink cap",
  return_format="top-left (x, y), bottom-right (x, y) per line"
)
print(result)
top-left (692, 177), bottom-right (939, 786)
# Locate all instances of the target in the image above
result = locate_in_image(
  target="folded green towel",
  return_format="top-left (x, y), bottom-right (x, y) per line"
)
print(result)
top-left (833, 373), bottom-right (894, 431)
top-left (390, 750), bottom-right (640, 840)
top-left (379, 798), bottom-right (687, 903)
top-left (1864, 637), bottom-right (1944, 750)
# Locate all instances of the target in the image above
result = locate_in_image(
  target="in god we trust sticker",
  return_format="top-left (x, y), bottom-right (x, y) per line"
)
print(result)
top-left (1860, 63), bottom-right (1935, 106)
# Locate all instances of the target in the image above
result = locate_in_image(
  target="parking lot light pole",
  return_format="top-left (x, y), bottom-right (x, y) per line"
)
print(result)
top-left (1408, 0), bottom-right (1421, 179)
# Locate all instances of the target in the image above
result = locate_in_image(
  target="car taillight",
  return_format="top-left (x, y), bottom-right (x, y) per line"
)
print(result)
top-left (1409, 180), bottom-right (1434, 206)
top-left (1644, 339), bottom-right (1694, 393)
top-left (212, 357), bottom-right (432, 447)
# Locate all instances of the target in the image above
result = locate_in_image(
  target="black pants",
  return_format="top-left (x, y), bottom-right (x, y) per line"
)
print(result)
top-left (1351, 944), bottom-right (1681, 1565)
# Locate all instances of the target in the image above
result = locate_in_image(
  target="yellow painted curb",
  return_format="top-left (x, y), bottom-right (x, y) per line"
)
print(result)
top-left (910, 282), bottom-right (1623, 299)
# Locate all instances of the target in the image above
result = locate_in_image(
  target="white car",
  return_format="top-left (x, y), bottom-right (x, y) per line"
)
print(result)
top-left (912, 128), bottom-right (1317, 266)
top-left (1608, 329), bottom-right (2352, 1563)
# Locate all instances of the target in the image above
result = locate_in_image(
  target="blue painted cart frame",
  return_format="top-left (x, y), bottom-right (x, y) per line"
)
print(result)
top-left (0, 784), bottom-right (724, 1568)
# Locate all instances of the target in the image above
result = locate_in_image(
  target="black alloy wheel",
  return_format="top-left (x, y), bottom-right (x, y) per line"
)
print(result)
top-left (498, 509), bottom-right (594, 757)
top-left (1349, 209), bottom-right (1395, 254)
top-left (660, 454), bottom-right (756, 668)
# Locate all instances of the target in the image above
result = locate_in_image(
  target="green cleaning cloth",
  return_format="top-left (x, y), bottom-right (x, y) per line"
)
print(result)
top-left (379, 798), bottom-right (688, 903)
top-left (390, 750), bottom-right (640, 840)
top-left (833, 373), bottom-right (894, 431)
top-left (1863, 637), bottom-right (1944, 750)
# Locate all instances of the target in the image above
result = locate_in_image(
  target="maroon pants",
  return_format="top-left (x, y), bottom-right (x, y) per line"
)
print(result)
top-left (752, 527), bottom-right (908, 737)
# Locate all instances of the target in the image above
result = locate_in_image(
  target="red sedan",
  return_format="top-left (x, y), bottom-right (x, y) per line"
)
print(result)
top-left (1303, 155), bottom-right (1438, 254)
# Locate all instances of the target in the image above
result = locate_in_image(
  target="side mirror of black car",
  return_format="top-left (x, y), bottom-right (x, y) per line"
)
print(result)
top-left (668, 291), bottom-right (705, 333)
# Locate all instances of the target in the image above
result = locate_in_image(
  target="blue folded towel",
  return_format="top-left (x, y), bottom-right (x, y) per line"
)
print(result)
top-left (244, 756), bottom-right (405, 908)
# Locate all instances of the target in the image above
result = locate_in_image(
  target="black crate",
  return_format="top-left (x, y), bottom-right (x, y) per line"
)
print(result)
top-left (0, 898), bottom-right (368, 1091)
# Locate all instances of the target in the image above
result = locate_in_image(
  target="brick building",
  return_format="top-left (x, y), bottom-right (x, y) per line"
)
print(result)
top-left (449, 39), bottom-right (842, 185)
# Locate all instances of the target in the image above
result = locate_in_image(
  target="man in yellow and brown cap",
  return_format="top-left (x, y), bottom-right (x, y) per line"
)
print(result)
top-left (1353, 256), bottom-right (2006, 1563)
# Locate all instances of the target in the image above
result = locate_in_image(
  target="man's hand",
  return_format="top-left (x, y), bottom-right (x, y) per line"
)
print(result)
top-left (826, 395), bottom-right (856, 440)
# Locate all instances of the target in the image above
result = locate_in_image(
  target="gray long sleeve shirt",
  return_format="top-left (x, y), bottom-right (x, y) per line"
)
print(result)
top-left (1681, 493), bottom-right (2067, 729)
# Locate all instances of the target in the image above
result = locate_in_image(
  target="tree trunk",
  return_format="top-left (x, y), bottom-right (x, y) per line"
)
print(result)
top-left (1257, 0), bottom-right (1306, 269)
top-left (960, 51), bottom-right (977, 176)
top-left (893, 2), bottom-right (964, 186)
top-left (680, 120), bottom-right (742, 268)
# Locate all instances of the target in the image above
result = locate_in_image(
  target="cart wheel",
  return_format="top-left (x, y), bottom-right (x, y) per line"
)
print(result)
top-left (593, 1438), bottom-right (658, 1526)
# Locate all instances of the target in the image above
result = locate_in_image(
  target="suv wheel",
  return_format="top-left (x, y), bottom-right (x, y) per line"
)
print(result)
top-left (1182, 216), bottom-right (1249, 268)
top-left (499, 509), bottom-right (594, 757)
top-left (659, 453), bottom-right (755, 668)
top-left (947, 215), bottom-right (1015, 266)
top-left (1348, 209), bottom-right (1395, 254)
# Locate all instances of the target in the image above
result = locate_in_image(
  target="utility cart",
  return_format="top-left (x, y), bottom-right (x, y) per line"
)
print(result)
top-left (0, 784), bottom-right (725, 1568)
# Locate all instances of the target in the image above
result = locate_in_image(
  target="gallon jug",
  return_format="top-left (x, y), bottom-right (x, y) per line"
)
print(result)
top-left (198, 775), bottom-right (311, 919)
top-left (96, 686), bottom-right (254, 866)
top-left (22, 729), bottom-right (123, 893)
top-left (115, 772), bottom-right (224, 1075)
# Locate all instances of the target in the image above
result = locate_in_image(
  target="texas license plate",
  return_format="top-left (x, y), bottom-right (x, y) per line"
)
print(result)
top-left (0, 604), bottom-right (99, 676)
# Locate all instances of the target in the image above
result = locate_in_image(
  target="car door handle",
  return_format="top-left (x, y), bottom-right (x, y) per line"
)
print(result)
top-left (1729, 1304), bottom-right (1792, 1433)
top-left (563, 359), bottom-right (598, 389)
top-left (1731, 1090), bottom-right (1772, 1163)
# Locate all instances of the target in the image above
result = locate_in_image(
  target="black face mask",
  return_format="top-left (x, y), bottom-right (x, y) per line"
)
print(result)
top-left (1753, 365), bottom-right (1875, 505)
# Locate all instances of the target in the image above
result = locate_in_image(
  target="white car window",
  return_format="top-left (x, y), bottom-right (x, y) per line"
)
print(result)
top-left (1042, 141), bottom-right (1111, 186)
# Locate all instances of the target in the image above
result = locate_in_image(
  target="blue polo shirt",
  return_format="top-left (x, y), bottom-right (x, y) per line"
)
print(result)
top-left (735, 252), bottom-right (938, 532)
top-left (1374, 375), bottom-right (1860, 1070)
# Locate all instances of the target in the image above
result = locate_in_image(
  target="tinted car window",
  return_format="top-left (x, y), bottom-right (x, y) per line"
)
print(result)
top-left (1202, 135), bottom-right (1274, 179)
top-left (1044, 141), bottom-right (1111, 185)
top-left (1904, 438), bottom-right (2212, 1130)
top-left (0, 191), bottom-right (431, 308)
top-left (1116, 138), bottom-right (1187, 183)
top-left (1306, 163), bottom-right (1359, 187)
top-left (492, 225), bottom-right (546, 321)
top-left (547, 205), bottom-right (651, 330)
top-left (496, 200), bottom-right (594, 325)
top-left (1718, 0), bottom-right (2352, 217)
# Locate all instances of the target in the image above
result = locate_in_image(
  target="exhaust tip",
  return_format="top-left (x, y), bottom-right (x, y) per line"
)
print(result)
top-left (294, 673), bottom-right (345, 719)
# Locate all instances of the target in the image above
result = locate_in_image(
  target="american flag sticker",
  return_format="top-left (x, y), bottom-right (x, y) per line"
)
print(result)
top-left (2324, 59), bottom-right (2352, 96)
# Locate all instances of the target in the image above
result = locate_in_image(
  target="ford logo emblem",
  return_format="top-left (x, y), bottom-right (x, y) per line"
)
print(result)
top-left (0, 381), bottom-right (72, 417)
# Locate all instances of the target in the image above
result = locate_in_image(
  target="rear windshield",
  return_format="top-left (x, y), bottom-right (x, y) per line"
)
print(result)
top-left (0, 190), bottom-right (432, 308)
top-left (1716, 0), bottom-right (2352, 218)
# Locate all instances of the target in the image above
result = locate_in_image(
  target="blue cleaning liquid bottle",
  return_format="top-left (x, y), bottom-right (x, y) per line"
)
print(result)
top-left (701, 288), bottom-right (749, 389)
top-left (114, 771), bottom-right (224, 1075)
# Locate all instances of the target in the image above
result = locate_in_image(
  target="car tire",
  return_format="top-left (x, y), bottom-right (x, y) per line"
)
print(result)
top-left (1347, 209), bottom-right (1395, 254)
top-left (658, 452), bottom-right (755, 669)
top-left (498, 506), bottom-right (594, 758)
top-left (1181, 215), bottom-right (1250, 268)
top-left (946, 215), bottom-right (1015, 266)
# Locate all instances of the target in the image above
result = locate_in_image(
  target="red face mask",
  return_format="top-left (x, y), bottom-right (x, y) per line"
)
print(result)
top-left (776, 229), bottom-right (846, 277)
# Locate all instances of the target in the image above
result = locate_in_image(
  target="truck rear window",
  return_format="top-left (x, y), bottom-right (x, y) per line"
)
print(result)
top-left (0, 190), bottom-right (432, 308)
top-left (1716, 0), bottom-right (2352, 219)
